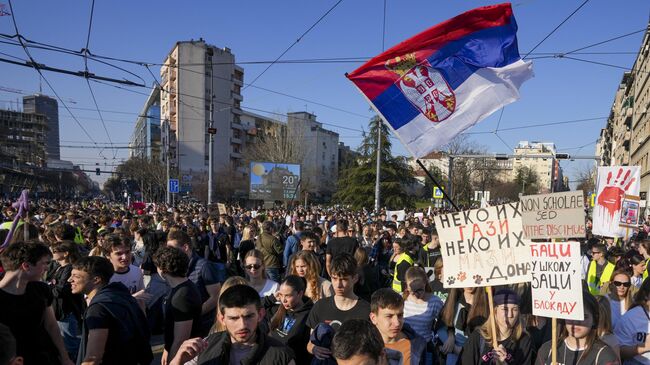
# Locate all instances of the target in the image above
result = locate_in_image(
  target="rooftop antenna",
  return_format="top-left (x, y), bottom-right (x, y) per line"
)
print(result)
top-left (39, 75), bottom-right (43, 94)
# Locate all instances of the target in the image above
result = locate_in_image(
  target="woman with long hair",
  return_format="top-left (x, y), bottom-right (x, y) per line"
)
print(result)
top-left (615, 277), bottom-right (650, 363)
top-left (47, 241), bottom-right (84, 362)
top-left (595, 295), bottom-right (621, 361)
top-left (601, 270), bottom-right (634, 329)
top-left (263, 275), bottom-right (314, 363)
top-left (237, 224), bottom-right (258, 268)
top-left (537, 292), bottom-right (619, 364)
top-left (461, 289), bottom-right (532, 364)
top-left (287, 250), bottom-right (332, 303)
top-left (437, 287), bottom-right (489, 365)
top-left (629, 254), bottom-right (647, 288)
top-left (403, 266), bottom-right (444, 364)
top-left (243, 249), bottom-right (278, 297)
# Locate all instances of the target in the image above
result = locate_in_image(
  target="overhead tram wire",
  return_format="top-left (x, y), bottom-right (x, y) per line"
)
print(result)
top-left (522, 0), bottom-right (591, 59)
top-left (81, 0), bottom-right (116, 159)
top-left (5, 0), bottom-right (103, 153)
top-left (491, 0), bottom-right (592, 151)
top-left (243, 0), bottom-right (345, 91)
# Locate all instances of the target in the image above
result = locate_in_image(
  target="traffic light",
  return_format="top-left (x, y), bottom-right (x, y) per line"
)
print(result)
top-left (96, 168), bottom-right (101, 176)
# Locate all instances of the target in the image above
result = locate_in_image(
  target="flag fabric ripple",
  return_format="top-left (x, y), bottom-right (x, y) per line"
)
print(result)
top-left (347, 2), bottom-right (533, 158)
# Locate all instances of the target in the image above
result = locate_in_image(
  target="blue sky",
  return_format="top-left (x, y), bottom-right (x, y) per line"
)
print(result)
top-left (1, 0), bottom-right (649, 187)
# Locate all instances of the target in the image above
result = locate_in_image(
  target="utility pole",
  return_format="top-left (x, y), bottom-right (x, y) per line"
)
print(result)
top-left (165, 119), bottom-right (171, 205)
top-left (447, 156), bottom-right (454, 209)
top-left (207, 48), bottom-right (214, 205)
top-left (374, 118), bottom-right (381, 213)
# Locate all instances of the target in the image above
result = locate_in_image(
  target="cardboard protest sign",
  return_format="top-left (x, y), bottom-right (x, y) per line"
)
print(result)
top-left (520, 191), bottom-right (586, 239)
top-left (434, 202), bottom-right (532, 288)
top-left (217, 203), bottom-right (227, 215)
top-left (620, 195), bottom-right (640, 228)
top-left (414, 212), bottom-right (424, 221)
top-left (530, 241), bottom-right (584, 320)
top-left (386, 210), bottom-right (406, 222)
top-left (593, 166), bottom-right (640, 237)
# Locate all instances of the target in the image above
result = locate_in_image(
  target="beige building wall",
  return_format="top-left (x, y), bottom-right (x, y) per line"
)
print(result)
top-left (511, 141), bottom-right (556, 193)
top-left (630, 30), bottom-right (650, 198)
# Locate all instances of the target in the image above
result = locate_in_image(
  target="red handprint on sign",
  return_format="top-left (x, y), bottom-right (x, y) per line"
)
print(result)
top-left (597, 168), bottom-right (636, 220)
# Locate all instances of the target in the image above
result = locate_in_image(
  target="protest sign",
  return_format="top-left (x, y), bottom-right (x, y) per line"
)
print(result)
top-left (217, 203), bottom-right (227, 215)
top-left (386, 210), bottom-right (406, 222)
top-left (520, 191), bottom-right (586, 239)
top-left (619, 195), bottom-right (640, 228)
top-left (530, 241), bottom-right (584, 320)
top-left (434, 202), bottom-right (532, 288)
top-left (593, 166), bottom-right (640, 237)
top-left (414, 212), bottom-right (424, 221)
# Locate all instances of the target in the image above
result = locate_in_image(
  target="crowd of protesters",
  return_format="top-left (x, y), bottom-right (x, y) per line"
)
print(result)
top-left (1, 198), bottom-right (650, 364)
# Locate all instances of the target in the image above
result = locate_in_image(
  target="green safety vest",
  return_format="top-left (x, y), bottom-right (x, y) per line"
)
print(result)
top-left (587, 260), bottom-right (615, 295)
top-left (392, 253), bottom-right (415, 293)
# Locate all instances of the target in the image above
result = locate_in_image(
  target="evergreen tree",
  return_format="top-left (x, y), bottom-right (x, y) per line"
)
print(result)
top-left (335, 116), bottom-right (415, 209)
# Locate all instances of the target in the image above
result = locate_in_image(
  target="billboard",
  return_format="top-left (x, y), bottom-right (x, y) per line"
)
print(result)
top-left (249, 162), bottom-right (301, 201)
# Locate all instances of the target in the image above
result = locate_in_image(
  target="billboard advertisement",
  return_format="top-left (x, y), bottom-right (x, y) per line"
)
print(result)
top-left (249, 162), bottom-right (301, 201)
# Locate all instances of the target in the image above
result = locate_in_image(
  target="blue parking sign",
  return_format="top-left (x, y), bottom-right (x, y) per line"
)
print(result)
top-left (169, 179), bottom-right (179, 193)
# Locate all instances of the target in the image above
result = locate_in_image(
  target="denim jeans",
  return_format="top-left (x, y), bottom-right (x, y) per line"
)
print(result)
top-left (57, 313), bottom-right (81, 361)
top-left (266, 267), bottom-right (282, 283)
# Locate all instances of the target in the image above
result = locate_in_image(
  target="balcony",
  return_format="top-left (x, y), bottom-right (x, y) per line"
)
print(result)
top-left (231, 137), bottom-right (242, 144)
top-left (231, 151), bottom-right (242, 159)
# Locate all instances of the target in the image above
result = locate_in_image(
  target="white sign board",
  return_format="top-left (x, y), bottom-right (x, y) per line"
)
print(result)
top-left (530, 241), bottom-right (584, 320)
top-left (593, 166), bottom-right (640, 237)
top-left (520, 191), bottom-right (586, 239)
top-left (386, 210), bottom-right (406, 222)
top-left (434, 202), bottom-right (532, 288)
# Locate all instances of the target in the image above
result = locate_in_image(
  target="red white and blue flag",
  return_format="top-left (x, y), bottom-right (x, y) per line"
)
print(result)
top-left (347, 3), bottom-right (533, 158)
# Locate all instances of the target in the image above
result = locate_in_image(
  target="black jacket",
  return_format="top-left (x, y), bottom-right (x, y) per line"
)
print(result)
top-left (263, 295), bottom-right (314, 363)
top-left (78, 282), bottom-right (153, 365)
top-left (196, 330), bottom-right (294, 365)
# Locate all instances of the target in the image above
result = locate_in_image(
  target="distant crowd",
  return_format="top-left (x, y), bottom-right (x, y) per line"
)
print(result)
top-left (0, 198), bottom-right (650, 365)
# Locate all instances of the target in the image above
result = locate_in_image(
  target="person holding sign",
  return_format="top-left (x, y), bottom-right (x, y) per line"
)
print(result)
top-left (536, 293), bottom-right (619, 365)
top-left (614, 278), bottom-right (650, 364)
top-left (587, 243), bottom-right (616, 296)
top-left (460, 289), bottom-right (532, 365)
top-left (436, 287), bottom-right (489, 365)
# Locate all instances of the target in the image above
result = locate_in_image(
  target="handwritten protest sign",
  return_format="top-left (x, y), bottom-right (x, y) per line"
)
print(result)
top-left (434, 202), bottom-right (532, 288)
top-left (520, 191), bottom-right (586, 239)
top-left (530, 241), bottom-right (584, 320)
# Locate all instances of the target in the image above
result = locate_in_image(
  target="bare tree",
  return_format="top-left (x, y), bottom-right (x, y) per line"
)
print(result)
top-left (574, 162), bottom-right (597, 195)
top-left (243, 125), bottom-right (305, 164)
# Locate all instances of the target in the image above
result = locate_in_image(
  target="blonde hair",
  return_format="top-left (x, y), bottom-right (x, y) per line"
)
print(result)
top-left (244, 249), bottom-right (267, 280)
top-left (288, 251), bottom-right (322, 302)
top-left (602, 270), bottom-right (635, 311)
top-left (211, 276), bottom-right (250, 333)
top-left (478, 303), bottom-right (524, 343)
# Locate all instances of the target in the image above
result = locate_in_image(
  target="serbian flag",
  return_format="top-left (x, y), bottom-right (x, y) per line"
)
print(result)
top-left (347, 3), bottom-right (533, 158)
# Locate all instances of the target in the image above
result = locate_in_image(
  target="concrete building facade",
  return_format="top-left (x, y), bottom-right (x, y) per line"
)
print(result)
top-left (287, 112), bottom-right (339, 199)
top-left (22, 94), bottom-right (59, 160)
top-left (0, 109), bottom-right (47, 166)
top-left (512, 141), bottom-right (561, 193)
top-left (160, 39), bottom-right (244, 193)
top-left (597, 25), bottom-right (650, 198)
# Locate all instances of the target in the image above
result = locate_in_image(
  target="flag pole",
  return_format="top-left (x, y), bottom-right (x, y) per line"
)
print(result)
top-left (345, 78), bottom-right (460, 212)
top-left (416, 159), bottom-right (459, 211)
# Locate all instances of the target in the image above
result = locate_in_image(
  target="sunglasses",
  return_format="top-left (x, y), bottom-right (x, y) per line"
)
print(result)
top-left (245, 264), bottom-right (262, 270)
top-left (613, 281), bottom-right (631, 287)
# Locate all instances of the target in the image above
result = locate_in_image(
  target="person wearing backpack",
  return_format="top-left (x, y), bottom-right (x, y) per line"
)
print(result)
top-left (283, 221), bottom-right (305, 267)
top-left (69, 256), bottom-right (153, 365)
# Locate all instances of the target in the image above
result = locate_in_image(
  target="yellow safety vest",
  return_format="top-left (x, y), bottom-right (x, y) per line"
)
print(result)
top-left (74, 227), bottom-right (84, 245)
top-left (643, 258), bottom-right (650, 281)
top-left (392, 253), bottom-right (415, 293)
top-left (587, 260), bottom-right (615, 295)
